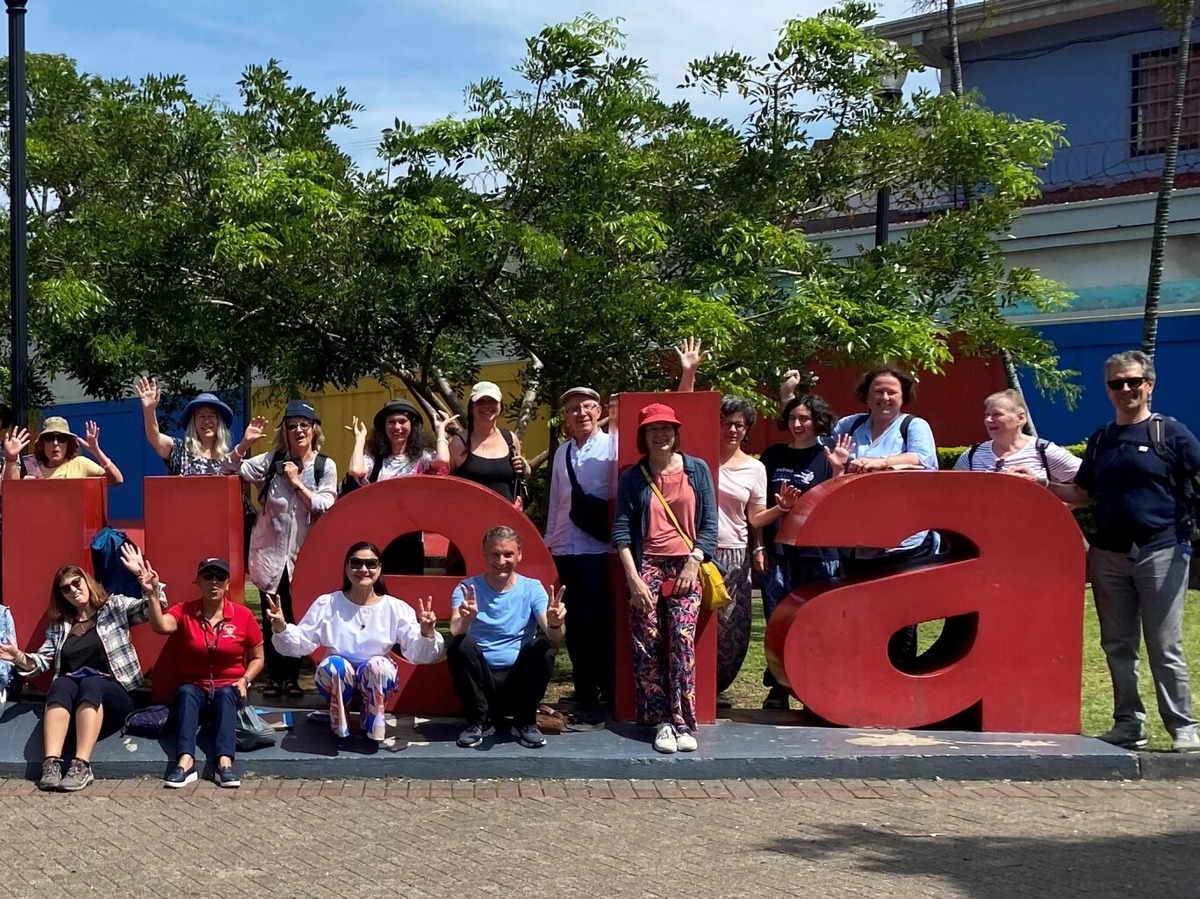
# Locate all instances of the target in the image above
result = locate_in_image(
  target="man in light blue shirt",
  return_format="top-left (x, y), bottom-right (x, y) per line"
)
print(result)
top-left (449, 526), bottom-right (567, 749)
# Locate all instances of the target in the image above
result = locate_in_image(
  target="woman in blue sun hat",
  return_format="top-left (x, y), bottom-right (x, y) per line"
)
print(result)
top-left (135, 378), bottom-right (235, 476)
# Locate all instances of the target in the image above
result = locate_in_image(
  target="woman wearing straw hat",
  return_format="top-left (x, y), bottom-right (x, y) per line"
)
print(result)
top-left (13, 416), bottom-right (123, 484)
top-left (134, 378), bottom-right (236, 477)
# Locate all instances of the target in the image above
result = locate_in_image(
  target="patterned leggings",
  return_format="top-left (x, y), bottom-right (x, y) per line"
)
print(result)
top-left (315, 655), bottom-right (399, 740)
top-left (715, 548), bottom-right (752, 694)
top-left (629, 555), bottom-right (701, 733)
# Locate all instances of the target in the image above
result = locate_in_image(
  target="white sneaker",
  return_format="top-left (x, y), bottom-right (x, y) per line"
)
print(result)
top-left (1172, 729), bottom-right (1200, 753)
top-left (675, 729), bottom-right (698, 752)
top-left (653, 723), bottom-right (677, 754)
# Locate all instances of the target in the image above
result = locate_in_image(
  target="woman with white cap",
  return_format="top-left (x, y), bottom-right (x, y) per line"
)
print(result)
top-left (611, 402), bottom-right (718, 754)
top-left (9, 415), bottom-right (123, 484)
top-left (134, 378), bottom-right (235, 476)
top-left (448, 381), bottom-right (526, 508)
top-left (222, 399), bottom-right (338, 697)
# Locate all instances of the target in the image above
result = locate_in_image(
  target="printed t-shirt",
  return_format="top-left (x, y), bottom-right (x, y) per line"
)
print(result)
top-left (759, 442), bottom-right (836, 558)
top-left (166, 599), bottom-right (264, 689)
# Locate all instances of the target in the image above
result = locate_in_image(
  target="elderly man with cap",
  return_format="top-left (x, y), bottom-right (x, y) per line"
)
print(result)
top-left (135, 378), bottom-right (236, 476)
top-left (543, 386), bottom-right (616, 716)
top-left (222, 399), bottom-right (337, 698)
top-left (449, 381), bottom-right (527, 507)
top-left (143, 554), bottom-right (265, 788)
top-left (4, 414), bottom-right (123, 484)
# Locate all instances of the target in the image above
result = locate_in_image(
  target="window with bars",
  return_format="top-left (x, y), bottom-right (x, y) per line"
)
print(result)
top-left (1130, 47), bottom-right (1200, 157)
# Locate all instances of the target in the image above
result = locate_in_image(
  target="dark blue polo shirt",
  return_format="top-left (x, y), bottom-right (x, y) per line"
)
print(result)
top-left (1074, 416), bottom-right (1200, 554)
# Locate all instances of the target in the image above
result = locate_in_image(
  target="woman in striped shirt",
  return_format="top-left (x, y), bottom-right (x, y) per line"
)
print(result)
top-left (953, 389), bottom-right (1080, 486)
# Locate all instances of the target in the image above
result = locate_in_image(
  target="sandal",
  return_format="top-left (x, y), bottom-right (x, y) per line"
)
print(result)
top-left (262, 683), bottom-right (283, 699)
top-left (284, 680), bottom-right (304, 698)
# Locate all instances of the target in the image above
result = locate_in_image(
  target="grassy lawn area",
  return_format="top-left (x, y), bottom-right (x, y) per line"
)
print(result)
top-left (246, 584), bottom-right (1200, 749)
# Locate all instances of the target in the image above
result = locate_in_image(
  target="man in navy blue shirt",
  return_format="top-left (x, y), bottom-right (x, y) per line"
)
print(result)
top-left (1051, 350), bottom-right (1200, 752)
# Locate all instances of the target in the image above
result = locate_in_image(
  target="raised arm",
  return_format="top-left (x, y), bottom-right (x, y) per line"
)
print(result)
top-left (82, 421), bottom-right (124, 485)
top-left (675, 337), bottom-right (708, 392)
top-left (345, 416), bottom-right (368, 480)
top-left (3, 427), bottom-right (30, 481)
top-left (222, 416), bottom-right (270, 480)
top-left (394, 596), bottom-right (444, 664)
top-left (135, 377), bottom-right (174, 460)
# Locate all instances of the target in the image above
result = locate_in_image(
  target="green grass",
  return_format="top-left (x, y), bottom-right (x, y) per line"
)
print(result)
top-left (249, 583), bottom-right (1200, 748)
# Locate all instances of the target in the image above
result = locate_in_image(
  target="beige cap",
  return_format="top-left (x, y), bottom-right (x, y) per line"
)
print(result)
top-left (559, 387), bottom-right (601, 406)
top-left (469, 381), bottom-right (503, 403)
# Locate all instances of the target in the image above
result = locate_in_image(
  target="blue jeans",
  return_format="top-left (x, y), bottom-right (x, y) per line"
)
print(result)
top-left (762, 552), bottom-right (839, 688)
top-left (174, 683), bottom-right (239, 762)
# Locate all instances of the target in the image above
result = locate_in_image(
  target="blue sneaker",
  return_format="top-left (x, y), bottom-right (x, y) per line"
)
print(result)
top-left (214, 765), bottom-right (241, 788)
top-left (164, 765), bottom-right (198, 788)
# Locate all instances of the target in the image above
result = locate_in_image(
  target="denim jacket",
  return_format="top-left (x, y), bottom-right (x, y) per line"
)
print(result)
top-left (611, 454), bottom-right (719, 571)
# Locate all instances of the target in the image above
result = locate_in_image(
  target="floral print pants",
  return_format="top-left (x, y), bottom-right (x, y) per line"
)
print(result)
top-left (715, 547), bottom-right (752, 694)
top-left (315, 655), bottom-right (399, 740)
top-left (629, 555), bottom-right (701, 733)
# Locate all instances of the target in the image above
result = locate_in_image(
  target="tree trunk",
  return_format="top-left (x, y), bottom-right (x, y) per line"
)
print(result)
top-left (1142, 0), bottom-right (1197, 360)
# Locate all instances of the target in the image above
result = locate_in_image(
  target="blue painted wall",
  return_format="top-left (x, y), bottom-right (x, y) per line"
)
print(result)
top-left (1022, 314), bottom-right (1200, 445)
top-left (43, 393), bottom-right (248, 522)
top-left (961, 9), bottom-right (1200, 189)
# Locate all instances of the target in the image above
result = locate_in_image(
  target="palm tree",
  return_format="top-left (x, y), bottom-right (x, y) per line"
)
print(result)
top-left (1141, 0), bottom-right (1198, 360)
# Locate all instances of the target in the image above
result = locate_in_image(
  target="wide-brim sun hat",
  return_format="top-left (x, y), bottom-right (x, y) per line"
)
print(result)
top-left (37, 415), bottom-right (80, 443)
top-left (281, 399), bottom-right (320, 424)
top-left (637, 402), bottom-right (682, 429)
top-left (469, 381), bottom-right (503, 404)
top-left (374, 399), bottom-right (423, 432)
top-left (180, 392), bottom-right (235, 430)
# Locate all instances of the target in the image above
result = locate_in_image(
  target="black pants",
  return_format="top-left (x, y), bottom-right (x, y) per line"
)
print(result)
top-left (553, 553), bottom-right (613, 706)
top-left (446, 634), bottom-right (555, 728)
top-left (261, 568), bottom-right (301, 685)
top-left (841, 533), bottom-right (940, 670)
top-left (45, 675), bottom-right (133, 740)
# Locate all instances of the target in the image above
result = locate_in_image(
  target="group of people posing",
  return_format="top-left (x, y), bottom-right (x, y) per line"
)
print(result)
top-left (0, 344), bottom-right (1196, 793)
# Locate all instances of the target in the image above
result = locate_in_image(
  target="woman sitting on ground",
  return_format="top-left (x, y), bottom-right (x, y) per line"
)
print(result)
top-left (141, 555), bottom-right (265, 789)
top-left (953, 389), bottom-right (1080, 487)
top-left (0, 546), bottom-right (164, 792)
top-left (266, 541), bottom-right (443, 742)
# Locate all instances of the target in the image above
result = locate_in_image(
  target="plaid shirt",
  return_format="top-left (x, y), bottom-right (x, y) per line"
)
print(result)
top-left (20, 588), bottom-right (166, 690)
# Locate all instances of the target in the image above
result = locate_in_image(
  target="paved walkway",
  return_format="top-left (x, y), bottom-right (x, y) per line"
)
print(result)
top-left (3, 777), bottom-right (1198, 898)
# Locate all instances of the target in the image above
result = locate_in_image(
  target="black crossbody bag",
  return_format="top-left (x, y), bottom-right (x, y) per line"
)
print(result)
top-left (565, 443), bottom-right (611, 542)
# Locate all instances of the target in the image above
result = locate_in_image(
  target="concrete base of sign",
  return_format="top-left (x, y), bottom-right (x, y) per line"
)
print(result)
top-left (0, 701), bottom-right (1159, 782)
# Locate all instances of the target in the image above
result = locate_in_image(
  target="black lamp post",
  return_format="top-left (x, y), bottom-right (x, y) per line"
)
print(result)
top-left (6, 0), bottom-right (28, 429)
top-left (873, 68), bottom-right (907, 248)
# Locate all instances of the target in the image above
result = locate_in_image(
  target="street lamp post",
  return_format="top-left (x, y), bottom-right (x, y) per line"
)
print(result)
top-left (7, 0), bottom-right (28, 429)
top-left (873, 68), bottom-right (907, 248)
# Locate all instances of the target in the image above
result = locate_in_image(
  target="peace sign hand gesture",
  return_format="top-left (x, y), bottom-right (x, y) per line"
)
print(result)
top-left (263, 593), bottom-right (287, 634)
top-left (457, 584), bottom-right (479, 626)
top-left (546, 585), bottom-right (567, 629)
top-left (417, 596), bottom-right (438, 638)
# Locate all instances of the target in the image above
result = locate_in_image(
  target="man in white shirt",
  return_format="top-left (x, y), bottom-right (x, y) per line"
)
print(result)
top-left (543, 387), bottom-right (615, 716)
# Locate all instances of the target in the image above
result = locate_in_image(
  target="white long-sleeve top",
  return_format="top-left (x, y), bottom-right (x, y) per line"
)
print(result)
top-left (543, 430), bottom-right (615, 556)
top-left (271, 591), bottom-right (444, 666)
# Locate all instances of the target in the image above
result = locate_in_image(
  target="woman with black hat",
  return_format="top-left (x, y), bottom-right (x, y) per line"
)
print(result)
top-left (345, 399), bottom-right (455, 573)
top-left (135, 377), bottom-right (235, 476)
top-left (222, 399), bottom-right (338, 698)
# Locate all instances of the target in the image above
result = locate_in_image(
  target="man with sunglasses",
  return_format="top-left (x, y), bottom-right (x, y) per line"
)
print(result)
top-left (1047, 350), bottom-right (1200, 752)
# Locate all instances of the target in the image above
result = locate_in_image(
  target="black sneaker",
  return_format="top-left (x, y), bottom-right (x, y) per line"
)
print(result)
top-left (762, 686), bottom-right (791, 710)
top-left (456, 722), bottom-right (495, 748)
top-left (513, 723), bottom-right (547, 749)
top-left (164, 765), bottom-right (198, 789)
top-left (59, 759), bottom-right (94, 792)
top-left (214, 766), bottom-right (241, 788)
top-left (38, 757), bottom-right (63, 792)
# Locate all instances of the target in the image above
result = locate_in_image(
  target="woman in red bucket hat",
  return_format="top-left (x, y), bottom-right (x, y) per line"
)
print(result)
top-left (611, 402), bottom-right (718, 754)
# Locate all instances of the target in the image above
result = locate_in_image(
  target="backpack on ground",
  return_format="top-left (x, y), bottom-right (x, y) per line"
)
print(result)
top-left (89, 527), bottom-right (143, 598)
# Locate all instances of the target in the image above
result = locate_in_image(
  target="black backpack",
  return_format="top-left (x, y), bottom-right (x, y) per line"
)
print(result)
top-left (1085, 413), bottom-right (1200, 541)
top-left (259, 450), bottom-right (329, 503)
top-left (338, 452), bottom-right (384, 497)
top-left (849, 413), bottom-right (912, 447)
top-left (968, 438), bottom-right (1050, 473)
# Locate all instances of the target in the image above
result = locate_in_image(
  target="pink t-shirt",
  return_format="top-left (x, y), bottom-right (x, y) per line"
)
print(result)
top-left (718, 457), bottom-right (768, 549)
top-left (643, 468), bottom-right (696, 557)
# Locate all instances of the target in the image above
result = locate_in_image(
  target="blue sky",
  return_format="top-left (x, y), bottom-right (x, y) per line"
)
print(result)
top-left (26, 0), bottom-right (927, 169)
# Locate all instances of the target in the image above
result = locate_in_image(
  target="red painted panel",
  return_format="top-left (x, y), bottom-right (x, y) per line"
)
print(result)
top-left (289, 476), bottom-right (558, 715)
top-left (765, 471), bottom-right (1084, 733)
top-left (3, 479), bottom-right (108, 689)
top-left (143, 476), bottom-right (246, 700)
top-left (610, 391), bottom-right (721, 725)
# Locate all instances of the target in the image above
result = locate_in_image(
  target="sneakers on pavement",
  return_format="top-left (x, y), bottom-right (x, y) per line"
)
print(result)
top-left (1096, 724), bottom-right (1148, 750)
top-left (164, 765), bottom-right (198, 788)
top-left (675, 729), bottom-right (698, 752)
top-left (38, 757), bottom-right (63, 792)
top-left (214, 766), bottom-right (241, 788)
top-left (653, 723), bottom-right (677, 754)
top-left (1172, 730), bottom-right (1200, 753)
top-left (456, 721), bottom-right (495, 748)
top-left (513, 723), bottom-right (547, 749)
top-left (58, 759), bottom-right (94, 792)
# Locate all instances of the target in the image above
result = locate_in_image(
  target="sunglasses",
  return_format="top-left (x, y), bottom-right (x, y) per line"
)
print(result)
top-left (199, 571), bottom-right (230, 582)
top-left (43, 434), bottom-right (71, 444)
top-left (1106, 377), bottom-right (1147, 391)
top-left (284, 420), bottom-right (313, 431)
top-left (348, 558), bottom-right (380, 570)
top-left (58, 577), bottom-right (85, 594)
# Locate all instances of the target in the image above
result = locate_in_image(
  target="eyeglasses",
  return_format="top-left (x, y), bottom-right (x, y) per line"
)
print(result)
top-left (1106, 377), bottom-right (1148, 392)
top-left (58, 577), bottom-right (84, 594)
top-left (43, 434), bottom-right (71, 444)
top-left (284, 420), bottom-right (313, 431)
top-left (199, 571), bottom-right (229, 582)
top-left (348, 558), bottom-right (380, 570)
top-left (720, 420), bottom-right (748, 432)
top-left (566, 403), bottom-right (600, 416)
top-left (993, 459), bottom-right (1006, 472)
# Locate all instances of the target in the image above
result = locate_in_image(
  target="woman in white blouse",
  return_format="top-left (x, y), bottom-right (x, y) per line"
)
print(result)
top-left (266, 541), bottom-right (443, 741)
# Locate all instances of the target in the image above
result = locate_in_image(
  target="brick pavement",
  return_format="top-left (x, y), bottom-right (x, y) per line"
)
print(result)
top-left (1, 777), bottom-right (1198, 898)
